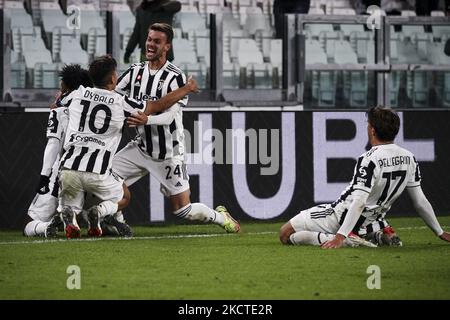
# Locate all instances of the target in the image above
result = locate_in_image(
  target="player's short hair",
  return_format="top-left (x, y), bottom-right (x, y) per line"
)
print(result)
top-left (59, 64), bottom-right (93, 91)
top-left (149, 23), bottom-right (174, 44)
top-left (89, 55), bottom-right (117, 88)
top-left (367, 106), bottom-right (400, 142)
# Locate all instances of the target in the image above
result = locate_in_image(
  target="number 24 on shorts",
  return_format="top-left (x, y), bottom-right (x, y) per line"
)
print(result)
top-left (165, 164), bottom-right (188, 180)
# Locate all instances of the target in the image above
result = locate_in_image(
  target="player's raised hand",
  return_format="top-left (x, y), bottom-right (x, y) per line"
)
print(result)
top-left (439, 232), bottom-right (450, 242)
top-left (186, 76), bottom-right (199, 93)
top-left (127, 111), bottom-right (148, 127)
top-left (321, 234), bottom-right (345, 249)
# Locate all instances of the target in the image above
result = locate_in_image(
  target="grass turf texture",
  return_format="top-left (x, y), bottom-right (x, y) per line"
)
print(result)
top-left (0, 216), bottom-right (449, 299)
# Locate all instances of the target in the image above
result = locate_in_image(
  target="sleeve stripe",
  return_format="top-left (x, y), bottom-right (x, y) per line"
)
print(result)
top-left (117, 68), bottom-right (132, 84)
top-left (353, 188), bottom-right (370, 194)
top-left (175, 74), bottom-right (185, 88)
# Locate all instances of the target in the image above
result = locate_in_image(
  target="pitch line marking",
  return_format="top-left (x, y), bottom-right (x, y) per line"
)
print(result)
top-left (0, 231), bottom-right (275, 245)
top-left (0, 226), bottom-right (448, 246)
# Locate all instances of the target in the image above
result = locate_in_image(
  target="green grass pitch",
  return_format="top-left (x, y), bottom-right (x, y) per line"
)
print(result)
top-left (0, 216), bottom-right (449, 299)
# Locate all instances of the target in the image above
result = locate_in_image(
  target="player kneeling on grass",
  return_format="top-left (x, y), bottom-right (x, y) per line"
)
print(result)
top-left (24, 64), bottom-right (133, 238)
top-left (279, 106), bottom-right (450, 249)
top-left (24, 65), bottom-right (92, 237)
top-left (58, 55), bottom-right (199, 239)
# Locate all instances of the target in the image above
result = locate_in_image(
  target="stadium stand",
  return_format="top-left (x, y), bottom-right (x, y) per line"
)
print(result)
top-left (1, 0), bottom-right (450, 108)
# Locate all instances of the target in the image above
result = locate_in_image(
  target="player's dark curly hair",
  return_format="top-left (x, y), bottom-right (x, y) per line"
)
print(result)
top-left (88, 55), bottom-right (117, 88)
top-left (367, 106), bottom-right (400, 142)
top-left (59, 64), bottom-right (93, 91)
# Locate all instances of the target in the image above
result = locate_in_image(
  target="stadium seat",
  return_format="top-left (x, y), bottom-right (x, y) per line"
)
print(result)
top-left (411, 33), bottom-right (433, 63)
top-left (87, 28), bottom-right (107, 59)
top-left (175, 8), bottom-right (206, 33)
top-left (349, 31), bottom-right (375, 64)
top-left (77, 3), bottom-right (105, 35)
top-left (59, 37), bottom-right (89, 66)
top-left (399, 11), bottom-right (425, 39)
top-left (223, 12), bottom-right (242, 32)
top-left (177, 62), bottom-right (209, 89)
top-left (269, 39), bottom-right (282, 88)
top-left (432, 24), bottom-right (450, 41)
top-left (192, 30), bottom-right (210, 64)
top-left (40, 2), bottom-right (68, 37)
top-left (5, 1), bottom-right (34, 29)
top-left (308, 7), bottom-right (325, 15)
top-left (51, 27), bottom-right (82, 61)
top-left (305, 23), bottom-right (334, 40)
top-left (407, 71), bottom-right (429, 107)
top-left (33, 63), bottom-right (63, 89)
top-left (21, 29), bottom-right (53, 69)
top-left (11, 62), bottom-right (27, 88)
top-left (223, 62), bottom-right (240, 88)
top-left (334, 40), bottom-right (368, 107)
top-left (225, 29), bottom-right (250, 62)
top-left (305, 39), bottom-right (336, 107)
top-left (110, 3), bottom-right (135, 35)
top-left (243, 6), bottom-right (270, 35)
top-left (173, 38), bottom-right (198, 64)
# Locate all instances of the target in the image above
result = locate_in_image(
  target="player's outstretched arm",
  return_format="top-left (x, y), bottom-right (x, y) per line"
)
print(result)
top-left (143, 76), bottom-right (199, 115)
top-left (407, 186), bottom-right (449, 242)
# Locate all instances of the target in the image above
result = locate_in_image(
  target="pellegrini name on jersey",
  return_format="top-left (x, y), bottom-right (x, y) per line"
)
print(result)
top-left (378, 155), bottom-right (411, 168)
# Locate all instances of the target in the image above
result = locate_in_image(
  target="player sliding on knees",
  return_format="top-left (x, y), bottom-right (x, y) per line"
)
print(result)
top-left (58, 55), bottom-right (199, 239)
top-left (279, 106), bottom-right (450, 248)
top-left (114, 23), bottom-right (240, 233)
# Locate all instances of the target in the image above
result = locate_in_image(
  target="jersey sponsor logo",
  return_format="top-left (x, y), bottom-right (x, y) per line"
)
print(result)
top-left (83, 89), bottom-right (115, 104)
top-left (69, 133), bottom-right (106, 146)
top-left (359, 167), bottom-right (367, 177)
top-left (135, 93), bottom-right (158, 101)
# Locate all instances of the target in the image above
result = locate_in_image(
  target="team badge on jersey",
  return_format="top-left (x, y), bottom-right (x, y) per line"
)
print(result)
top-left (158, 80), bottom-right (164, 91)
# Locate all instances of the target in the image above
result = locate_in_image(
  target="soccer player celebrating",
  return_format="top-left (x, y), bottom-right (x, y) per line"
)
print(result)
top-left (58, 55), bottom-right (199, 239)
top-left (114, 23), bottom-right (240, 233)
top-left (24, 65), bottom-right (93, 237)
top-left (279, 106), bottom-right (450, 248)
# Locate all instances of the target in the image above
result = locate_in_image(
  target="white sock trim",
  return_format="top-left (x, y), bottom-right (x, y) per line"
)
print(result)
top-left (173, 203), bottom-right (192, 219)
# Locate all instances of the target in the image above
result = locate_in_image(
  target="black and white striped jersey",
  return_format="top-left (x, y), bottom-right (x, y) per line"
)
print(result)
top-left (332, 144), bottom-right (421, 231)
top-left (115, 60), bottom-right (188, 160)
top-left (59, 85), bottom-right (145, 174)
top-left (47, 93), bottom-right (70, 142)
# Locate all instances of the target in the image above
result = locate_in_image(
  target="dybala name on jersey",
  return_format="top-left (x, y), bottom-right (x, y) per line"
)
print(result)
top-left (83, 89), bottom-right (115, 104)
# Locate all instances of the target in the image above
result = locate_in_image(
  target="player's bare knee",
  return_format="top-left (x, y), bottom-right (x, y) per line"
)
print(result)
top-left (118, 184), bottom-right (131, 211)
top-left (170, 190), bottom-right (191, 212)
top-left (279, 223), bottom-right (294, 245)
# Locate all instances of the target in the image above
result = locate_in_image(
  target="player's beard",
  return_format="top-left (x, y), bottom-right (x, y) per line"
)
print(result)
top-left (146, 47), bottom-right (165, 62)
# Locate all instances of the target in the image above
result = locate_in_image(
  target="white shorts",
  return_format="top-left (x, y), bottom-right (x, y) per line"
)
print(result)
top-left (27, 161), bottom-right (60, 222)
top-left (27, 193), bottom-right (58, 222)
top-left (59, 169), bottom-right (124, 214)
top-left (113, 142), bottom-right (190, 196)
top-left (289, 204), bottom-right (341, 235)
